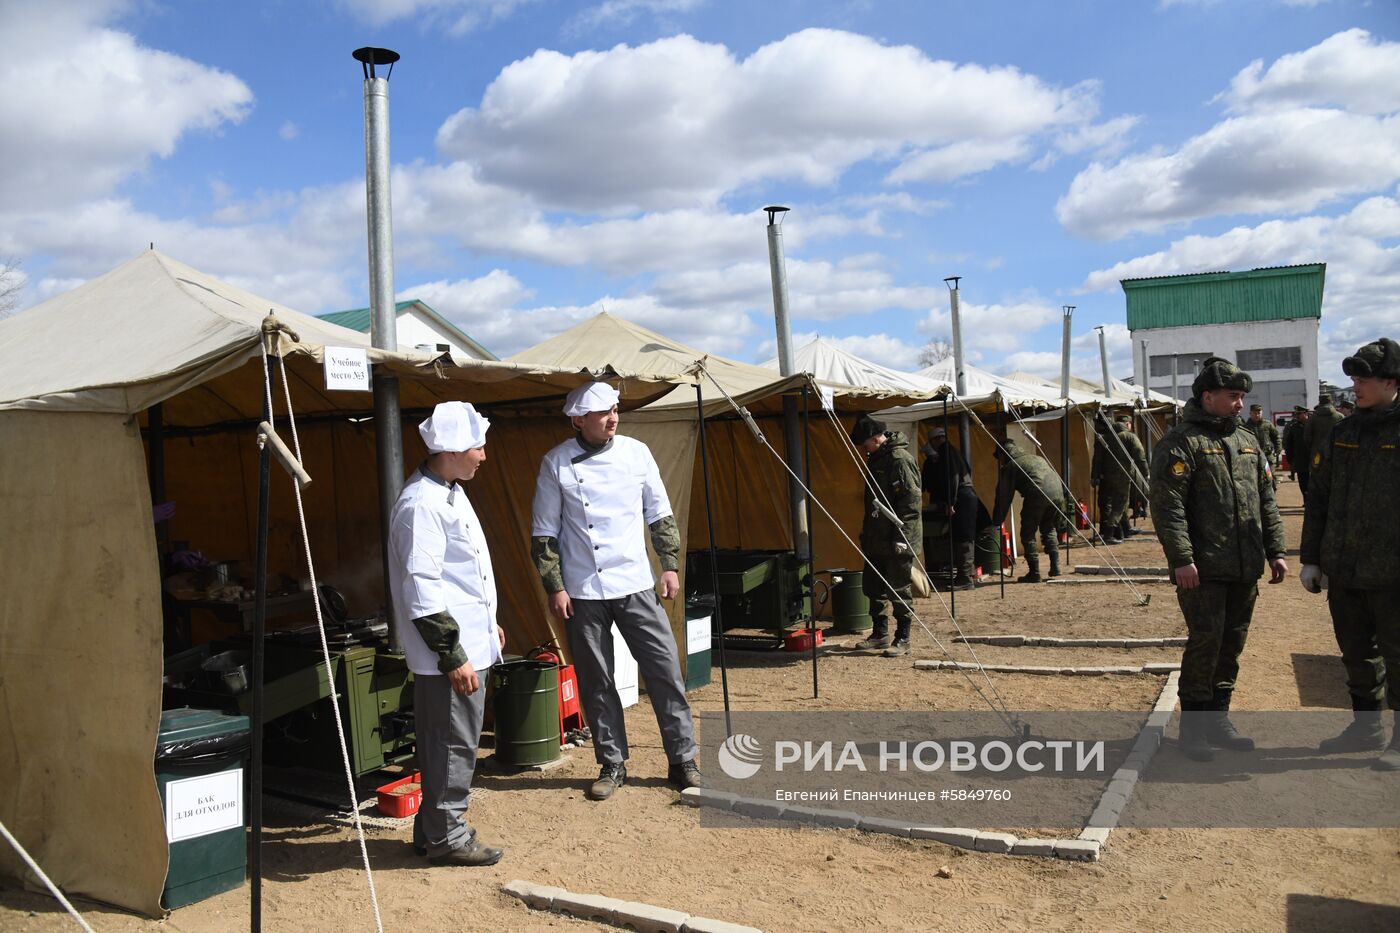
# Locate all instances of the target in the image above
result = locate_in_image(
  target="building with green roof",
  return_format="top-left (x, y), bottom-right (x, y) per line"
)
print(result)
top-left (1122, 263), bottom-right (1323, 417)
top-left (317, 299), bottom-right (497, 360)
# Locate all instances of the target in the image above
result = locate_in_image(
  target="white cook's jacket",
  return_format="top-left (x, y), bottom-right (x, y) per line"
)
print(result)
top-left (388, 468), bottom-right (502, 676)
top-left (532, 435), bottom-right (672, 600)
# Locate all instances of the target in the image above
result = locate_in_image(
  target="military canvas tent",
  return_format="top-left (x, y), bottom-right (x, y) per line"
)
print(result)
top-left (0, 252), bottom-right (688, 916)
top-left (761, 337), bottom-right (942, 396)
top-left (510, 313), bottom-right (938, 586)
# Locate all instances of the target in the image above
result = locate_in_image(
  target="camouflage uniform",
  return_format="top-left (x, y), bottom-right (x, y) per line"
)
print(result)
top-left (1299, 338), bottom-right (1400, 766)
top-left (1305, 398), bottom-right (1344, 467)
top-left (1242, 411), bottom-right (1281, 490)
top-left (859, 430), bottom-right (922, 642)
top-left (1150, 398), bottom-right (1286, 707)
top-left (1282, 413), bottom-right (1307, 481)
top-left (1093, 421), bottom-right (1148, 539)
top-left (991, 438), bottom-right (1066, 578)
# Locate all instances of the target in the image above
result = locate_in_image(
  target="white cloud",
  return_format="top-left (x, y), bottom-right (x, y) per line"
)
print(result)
top-left (400, 269), bottom-right (535, 334)
top-left (437, 29), bottom-right (1106, 212)
top-left (1221, 29), bottom-right (1400, 115)
top-left (919, 297), bottom-right (1063, 360)
top-left (337, 0), bottom-right (537, 34)
top-left (759, 331), bottom-right (925, 371)
top-left (1078, 194), bottom-right (1400, 380)
top-left (0, 1), bottom-right (253, 211)
top-left (279, 121), bottom-right (299, 141)
top-left (567, 0), bottom-right (704, 33)
top-left (886, 138), bottom-right (1034, 185)
top-left (1058, 30), bottom-right (1400, 241)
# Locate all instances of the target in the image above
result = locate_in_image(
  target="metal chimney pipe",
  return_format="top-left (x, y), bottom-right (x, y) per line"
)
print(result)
top-left (764, 206), bottom-right (810, 562)
top-left (1139, 339), bottom-right (1149, 402)
top-left (1096, 325), bottom-right (1111, 397)
top-left (944, 277), bottom-right (971, 464)
top-left (1060, 306), bottom-right (1075, 399)
top-left (355, 46), bottom-right (405, 648)
top-left (1171, 355), bottom-right (1179, 406)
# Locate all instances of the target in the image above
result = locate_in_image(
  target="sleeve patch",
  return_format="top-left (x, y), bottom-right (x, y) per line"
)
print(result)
top-left (1313, 452), bottom-right (1323, 467)
top-left (1170, 460), bottom-right (1187, 476)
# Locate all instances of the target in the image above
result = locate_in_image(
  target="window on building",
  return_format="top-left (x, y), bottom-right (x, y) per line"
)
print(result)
top-left (1236, 346), bottom-right (1302, 371)
top-left (1149, 353), bottom-right (1212, 378)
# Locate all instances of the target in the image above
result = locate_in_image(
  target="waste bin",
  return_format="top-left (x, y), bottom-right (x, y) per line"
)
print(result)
top-left (828, 569), bottom-right (872, 634)
top-left (491, 660), bottom-right (560, 767)
top-left (156, 708), bottom-right (250, 909)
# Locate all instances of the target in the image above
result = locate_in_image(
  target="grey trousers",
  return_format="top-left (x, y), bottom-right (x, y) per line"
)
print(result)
top-left (568, 590), bottom-right (698, 766)
top-left (412, 671), bottom-right (487, 857)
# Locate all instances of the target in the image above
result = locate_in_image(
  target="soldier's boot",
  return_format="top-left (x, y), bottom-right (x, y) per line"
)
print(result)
top-left (1017, 557), bottom-right (1041, 584)
top-left (1178, 702), bottom-right (1216, 762)
top-left (951, 542), bottom-right (976, 590)
top-left (1205, 689), bottom-right (1255, 751)
top-left (1372, 712), bottom-right (1400, 772)
top-left (1319, 697), bottom-right (1385, 753)
top-left (884, 621), bottom-right (912, 657)
top-left (854, 625), bottom-right (891, 651)
top-left (1047, 549), bottom-right (1062, 579)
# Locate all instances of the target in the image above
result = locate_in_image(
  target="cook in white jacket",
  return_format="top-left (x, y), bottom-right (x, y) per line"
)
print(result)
top-left (389, 401), bottom-right (505, 866)
top-left (531, 381), bottom-right (706, 800)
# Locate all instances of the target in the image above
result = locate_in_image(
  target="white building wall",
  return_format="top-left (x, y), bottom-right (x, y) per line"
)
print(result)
top-left (1131, 318), bottom-right (1319, 414)
top-left (395, 310), bottom-right (488, 359)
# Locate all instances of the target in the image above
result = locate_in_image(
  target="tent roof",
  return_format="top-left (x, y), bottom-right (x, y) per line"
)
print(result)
top-left (915, 358), bottom-right (1068, 408)
top-left (0, 252), bottom-right (685, 420)
top-left (1003, 371), bottom-right (1177, 406)
top-left (509, 312), bottom-right (935, 416)
top-left (762, 337), bottom-right (944, 395)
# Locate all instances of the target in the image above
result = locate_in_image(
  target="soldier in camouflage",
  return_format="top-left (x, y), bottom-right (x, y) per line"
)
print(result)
top-left (1092, 413), bottom-right (1148, 544)
top-left (1242, 404), bottom-right (1281, 490)
top-left (991, 437), bottom-right (1067, 583)
top-left (851, 414), bottom-right (923, 657)
top-left (1305, 393), bottom-right (1344, 469)
top-left (1150, 357), bottom-right (1288, 762)
top-left (1300, 338), bottom-right (1400, 770)
top-left (1282, 406), bottom-right (1309, 483)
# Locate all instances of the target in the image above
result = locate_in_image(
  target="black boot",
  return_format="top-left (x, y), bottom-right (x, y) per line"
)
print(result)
top-left (1319, 697), bottom-right (1385, 753)
top-left (1179, 702), bottom-right (1215, 762)
top-left (1017, 557), bottom-right (1041, 583)
top-left (1373, 712), bottom-right (1400, 772)
top-left (1047, 550), bottom-right (1061, 579)
top-left (1206, 689), bottom-right (1255, 751)
top-left (854, 627), bottom-right (891, 651)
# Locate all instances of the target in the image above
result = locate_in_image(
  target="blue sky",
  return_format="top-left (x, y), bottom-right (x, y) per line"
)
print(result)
top-left (3, 0), bottom-right (1397, 382)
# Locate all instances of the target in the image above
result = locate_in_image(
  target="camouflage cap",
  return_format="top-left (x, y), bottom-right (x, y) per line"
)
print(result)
top-left (1191, 356), bottom-right (1253, 398)
top-left (1249, 403), bottom-right (1263, 412)
top-left (1318, 393), bottom-right (1332, 405)
top-left (1293, 405), bottom-right (1308, 413)
top-left (1342, 337), bottom-right (1400, 381)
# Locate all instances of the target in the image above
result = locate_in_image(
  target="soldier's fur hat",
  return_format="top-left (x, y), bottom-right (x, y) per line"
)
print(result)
top-left (850, 413), bottom-right (887, 445)
top-left (1191, 356), bottom-right (1253, 399)
top-left (1342, 337), bottom-right (1400, 381)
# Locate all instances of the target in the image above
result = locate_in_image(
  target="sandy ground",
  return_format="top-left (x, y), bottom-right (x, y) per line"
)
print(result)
top-left (3, 480), bottom-right (1398, 932)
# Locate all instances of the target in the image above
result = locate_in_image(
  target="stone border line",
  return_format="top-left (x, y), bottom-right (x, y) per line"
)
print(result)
top-left (1073, 565), bottom-right (1170, 575)
top-left (678, 671), bottom-right (1181, 865)
top-left (1045, 576), bottom-right (1170, 585)
top-left (503, 880), bottom-right (761, 933)
top-left (952, 635), bottom-right (1187, 648)
top-left (915, 660), bottom-right (1180, 675)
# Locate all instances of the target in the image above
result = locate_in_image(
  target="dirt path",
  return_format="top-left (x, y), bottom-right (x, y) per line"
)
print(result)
top-left (3, 480), bottom-right (1397, 932)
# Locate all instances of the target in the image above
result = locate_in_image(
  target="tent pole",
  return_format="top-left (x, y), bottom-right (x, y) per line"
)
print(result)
top-left (1062, 401), bottom-right (1071, 560)
top-left (997, 400), bottom-right (1005, 601)
top-left (943, 397), bottom-right (956, 616)
top-left (695, 384), bottom-right (731, 736)
top-left (250, 357), bottom-right (272, 933)
top-left (802, 383), bottom-right (818, 700)
top-left (147, 403), bottom-right (169, 559)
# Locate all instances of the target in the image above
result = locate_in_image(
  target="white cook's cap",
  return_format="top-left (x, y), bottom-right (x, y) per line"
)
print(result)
top-left (419, 401), bottom-right (490, 452)
top-left (563, 381), bottom-right (620, 417)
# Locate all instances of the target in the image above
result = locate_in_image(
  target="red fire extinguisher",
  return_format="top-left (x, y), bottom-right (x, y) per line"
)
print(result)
top-left (1076, 500), bottom-right (1091, 530)
top-left (1000, 524), bottom-right (1013, 569)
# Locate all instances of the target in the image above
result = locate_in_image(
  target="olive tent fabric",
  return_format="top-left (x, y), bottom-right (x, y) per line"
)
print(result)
top-left (0, 411), bottom-right (168, 917)
top-left (0, 252), bottom-right (691, 917)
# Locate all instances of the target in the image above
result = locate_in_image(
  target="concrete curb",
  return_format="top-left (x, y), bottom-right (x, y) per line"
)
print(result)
top-left (1045, 576), bottom-right (1171, 585)
top-left (914, 660), bottom-right (1179, 675)
top-left (1073, 565), bottom-right (1171, 575)
top-left (952, 635), bottom-right (1187, 649)
top-left (502, 880), bottom-right (762, 933)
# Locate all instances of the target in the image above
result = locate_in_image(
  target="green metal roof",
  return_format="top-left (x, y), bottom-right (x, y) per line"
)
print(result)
top-left (317, 301), bottom-right (417, 333)
top-left (1121, 263), bottom-right (1325, 330)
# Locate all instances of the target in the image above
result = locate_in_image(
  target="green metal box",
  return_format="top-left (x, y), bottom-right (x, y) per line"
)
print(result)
top-left (156, 708), bottom-right (249, 909)
top-left (684, 605), bottom-right (712, 692)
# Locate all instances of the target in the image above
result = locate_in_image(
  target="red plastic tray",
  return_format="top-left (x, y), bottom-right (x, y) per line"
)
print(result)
top-left (376, 772), bottom-right (422, 818)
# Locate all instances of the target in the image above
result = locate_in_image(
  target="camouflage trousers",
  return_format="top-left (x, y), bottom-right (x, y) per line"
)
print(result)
top-left (863, 553), bottom-right (915, 640)
top-left (1017, 497), bottom-right (1061, 559)
top-left (1328, 586), bottom-right (1400, 711)
top-left (1176, 580), bottom-right (1258, 703)
top-left (1098, 480), bottom-right (1131, 533)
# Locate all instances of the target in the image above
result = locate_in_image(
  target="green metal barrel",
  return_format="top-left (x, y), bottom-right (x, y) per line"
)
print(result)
top-left (829, 570), bottom-right (871, 634)
top-left (491, 660), bottom-right (560, 767)
top-left (976, 530), bottom-right (1002, 577)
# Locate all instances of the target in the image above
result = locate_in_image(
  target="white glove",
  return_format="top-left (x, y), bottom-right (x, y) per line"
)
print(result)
top-left (894, 541), bottom-right (910, 555)
top-left (1300, 564), bottom-right (1327, 594)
